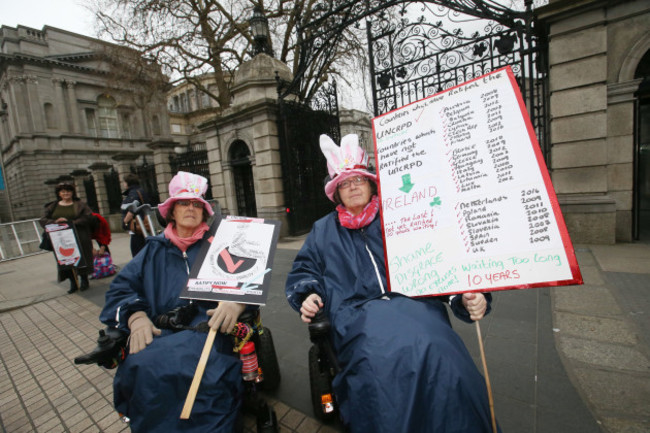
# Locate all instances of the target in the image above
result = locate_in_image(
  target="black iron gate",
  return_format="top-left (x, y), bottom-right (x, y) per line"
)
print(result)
top-left (169, 143), bottom-right (213, 200)
top-left (277, 80), bottom-right (340, 235)
top-left (230, 141), bottom-right (257, 217)
top-left (83, 175), bottom-right (99, 213)
top-left (105, 168), bottom-right (122, 213)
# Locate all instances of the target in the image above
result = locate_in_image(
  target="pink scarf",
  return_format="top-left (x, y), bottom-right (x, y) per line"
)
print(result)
top-left (337, 195), bottom-right (380, 229)
top-left (164, 222), bottom-right (210, 252)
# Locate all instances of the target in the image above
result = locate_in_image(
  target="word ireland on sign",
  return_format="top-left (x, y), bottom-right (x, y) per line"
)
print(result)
top-left (372, 66), bottom-right (582, 297)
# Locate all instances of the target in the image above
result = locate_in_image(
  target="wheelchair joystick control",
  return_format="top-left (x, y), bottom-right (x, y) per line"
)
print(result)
top-left (240, 341), bottom-right (260, 381)
top-left (308, 303), bottom-right (331, 343)
top-left (74, 327), bottom-right (127, 369)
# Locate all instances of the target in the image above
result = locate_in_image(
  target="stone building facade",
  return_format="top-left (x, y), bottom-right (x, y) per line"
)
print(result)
top-left (537, 0), bottom-right (650, 244)
top-left (0, 25), bottom-right (173, 226)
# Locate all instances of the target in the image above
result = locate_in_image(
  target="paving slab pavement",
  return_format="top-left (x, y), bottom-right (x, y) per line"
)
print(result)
top-left (1, 234), bottom-right (649, 432)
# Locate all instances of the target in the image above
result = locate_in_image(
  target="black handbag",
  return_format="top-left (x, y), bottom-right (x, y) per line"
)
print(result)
top-left (39, 231), bottom-right (53, 251)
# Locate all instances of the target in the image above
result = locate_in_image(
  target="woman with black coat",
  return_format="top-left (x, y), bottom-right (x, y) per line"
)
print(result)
top-left (39, 181), bottom-right (94, 293)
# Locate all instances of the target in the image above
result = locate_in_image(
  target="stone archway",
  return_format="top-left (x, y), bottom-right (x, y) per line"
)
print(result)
top-left (229, 140), bottom-right (257, 217)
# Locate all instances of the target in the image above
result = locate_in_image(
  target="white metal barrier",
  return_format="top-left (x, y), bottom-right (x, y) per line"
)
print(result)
top-left (0, 218), bottom-right (47, 262)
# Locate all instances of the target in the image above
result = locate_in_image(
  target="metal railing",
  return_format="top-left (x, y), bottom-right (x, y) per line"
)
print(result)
top-left (0, 219), bottom-right (46, 262)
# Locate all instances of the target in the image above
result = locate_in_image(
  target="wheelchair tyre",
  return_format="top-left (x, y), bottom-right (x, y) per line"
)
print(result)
top-left (257, 327), bottom-right (281, 391)
top-left (309, 345), bottom-right (338, 423)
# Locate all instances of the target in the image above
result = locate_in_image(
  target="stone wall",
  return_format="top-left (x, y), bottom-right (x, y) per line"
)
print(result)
top-left (0, 25), bottom-right (174, 220)
top-left (538, 0), bottom-right (650, 243)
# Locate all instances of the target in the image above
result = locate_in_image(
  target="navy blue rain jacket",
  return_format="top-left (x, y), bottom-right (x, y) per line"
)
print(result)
top-left (100, 233), bottom-right (243, 433)
top-left (286, 211), bottom-right (500, 433)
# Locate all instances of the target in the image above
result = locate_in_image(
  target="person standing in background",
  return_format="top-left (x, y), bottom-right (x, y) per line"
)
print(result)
top-left (121, 173), bottom-right (149, 257)
top-left (40, 181), bottom-right (94, 293)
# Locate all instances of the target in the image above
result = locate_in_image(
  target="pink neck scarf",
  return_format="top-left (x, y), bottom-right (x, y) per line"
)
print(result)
top-left (164, 222), bottom-right (210, 252)
top-left (337, 195), bottom-right (380, 229)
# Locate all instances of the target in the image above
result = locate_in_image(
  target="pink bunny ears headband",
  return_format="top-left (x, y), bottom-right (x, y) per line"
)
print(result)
top-left (320, 134), bottom-right (376, 202)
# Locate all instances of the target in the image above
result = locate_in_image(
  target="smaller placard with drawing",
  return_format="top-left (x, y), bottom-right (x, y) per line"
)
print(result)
top-left (45, 224), bottom-right (85, 268)
top-left (180, 216), bottom-right (281, 305)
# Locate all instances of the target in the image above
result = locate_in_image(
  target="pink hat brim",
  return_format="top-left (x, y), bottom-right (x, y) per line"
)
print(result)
top-left (157, 195), bottom-right (214, 219)
top-left (324, 170), bottom-right (377, 202)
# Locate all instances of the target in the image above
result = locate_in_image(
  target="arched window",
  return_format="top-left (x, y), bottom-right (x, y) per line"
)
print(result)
top-left (43, 103), bottom-right (56, 129)
top-left (97, 95), bottom-right (118, 138)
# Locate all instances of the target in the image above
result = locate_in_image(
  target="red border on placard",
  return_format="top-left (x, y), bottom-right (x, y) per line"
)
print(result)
top-left (372, 66), bottom-right (582, 296)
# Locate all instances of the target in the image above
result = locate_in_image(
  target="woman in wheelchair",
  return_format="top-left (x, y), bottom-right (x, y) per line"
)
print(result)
top-left (99, 172), bottom-right (249, 433)
top-left (286, 134), bottom-right (502, 433)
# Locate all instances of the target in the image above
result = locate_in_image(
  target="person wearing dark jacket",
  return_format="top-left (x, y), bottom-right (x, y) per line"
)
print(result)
top-left (100, 171), bottom-right (247, 433)
top-left (121, 173), bottom-right (149, 257)
top-left (286, 134), bottom-right (501, 433)
top-left (39, 181), bottom-right (94, 293)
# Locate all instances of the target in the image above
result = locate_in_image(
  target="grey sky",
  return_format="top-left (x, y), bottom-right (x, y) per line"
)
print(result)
top-left (1, 0), bottom-right (96, 37)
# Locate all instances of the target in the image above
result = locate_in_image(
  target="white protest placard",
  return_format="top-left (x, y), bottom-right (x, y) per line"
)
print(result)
top-left (180, 215), bottom-right (281, 305)
top-left (372, 66), bottom-right (582, 297)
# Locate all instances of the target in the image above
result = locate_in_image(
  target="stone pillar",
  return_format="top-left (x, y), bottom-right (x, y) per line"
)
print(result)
top-left (147, 140), bottom-right (177, 202)
top-left (537, 3), bottom-right (615, 244)
top-left (24, 75), bottom-right (43, 132)
top-left (88, 162), bottom-right (112, 215)
top-left (70, 169), bottom-right (90, 203)
top-left (204, 125), bottom-right (228, 214)
top-left (10, 76), bottom-right (32, 133)
top-left (65, 81), bottom-right (81, 134)
top-left (52, 78), bottom-right (69, 132)
top-left (111, 153), bottom-right (139, 183)
top-left (211, 53), bottom-right (292, 236)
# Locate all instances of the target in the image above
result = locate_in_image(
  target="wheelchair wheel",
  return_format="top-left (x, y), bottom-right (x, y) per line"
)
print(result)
top-left (309, 345), bottom-right (338, 423)
top-left (257, 327), bottom-right (281, 391)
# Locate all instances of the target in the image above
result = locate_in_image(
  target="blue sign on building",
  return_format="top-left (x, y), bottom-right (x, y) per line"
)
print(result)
top-left (0, 166), bottom-right (5, 191)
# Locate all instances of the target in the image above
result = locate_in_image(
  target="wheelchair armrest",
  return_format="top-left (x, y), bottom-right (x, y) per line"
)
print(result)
top-left (308, 308), bottom-right (340, 374)
top-left (308, 308), bottom-right (330, 343)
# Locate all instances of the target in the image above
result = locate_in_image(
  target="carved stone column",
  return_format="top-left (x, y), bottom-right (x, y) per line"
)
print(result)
top-left (52, 78), bottom-right (69, 132)
top-left (24, 75), bottom-right (43, 132)
top-left (65, 80), bottom-right (81, 134)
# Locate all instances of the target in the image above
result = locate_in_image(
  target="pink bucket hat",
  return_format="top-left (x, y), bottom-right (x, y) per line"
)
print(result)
top-left (157, 171), bottom-right (214, 218)
top-left (320, 134), bottom-right (376, 202)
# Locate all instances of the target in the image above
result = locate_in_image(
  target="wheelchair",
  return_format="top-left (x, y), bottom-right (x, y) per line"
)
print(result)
top-left (307, 306), bottom-right (341, 423)
top-left (74, 306), bottom-right (281, 433)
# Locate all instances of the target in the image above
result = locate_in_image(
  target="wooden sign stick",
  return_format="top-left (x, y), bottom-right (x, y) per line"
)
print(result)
top-left (180, 327), bottom-right (217, 419)
top-left (476, 321), bottom-right (497, 433)
top-left (71, 268), bottom-right (79, 290)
